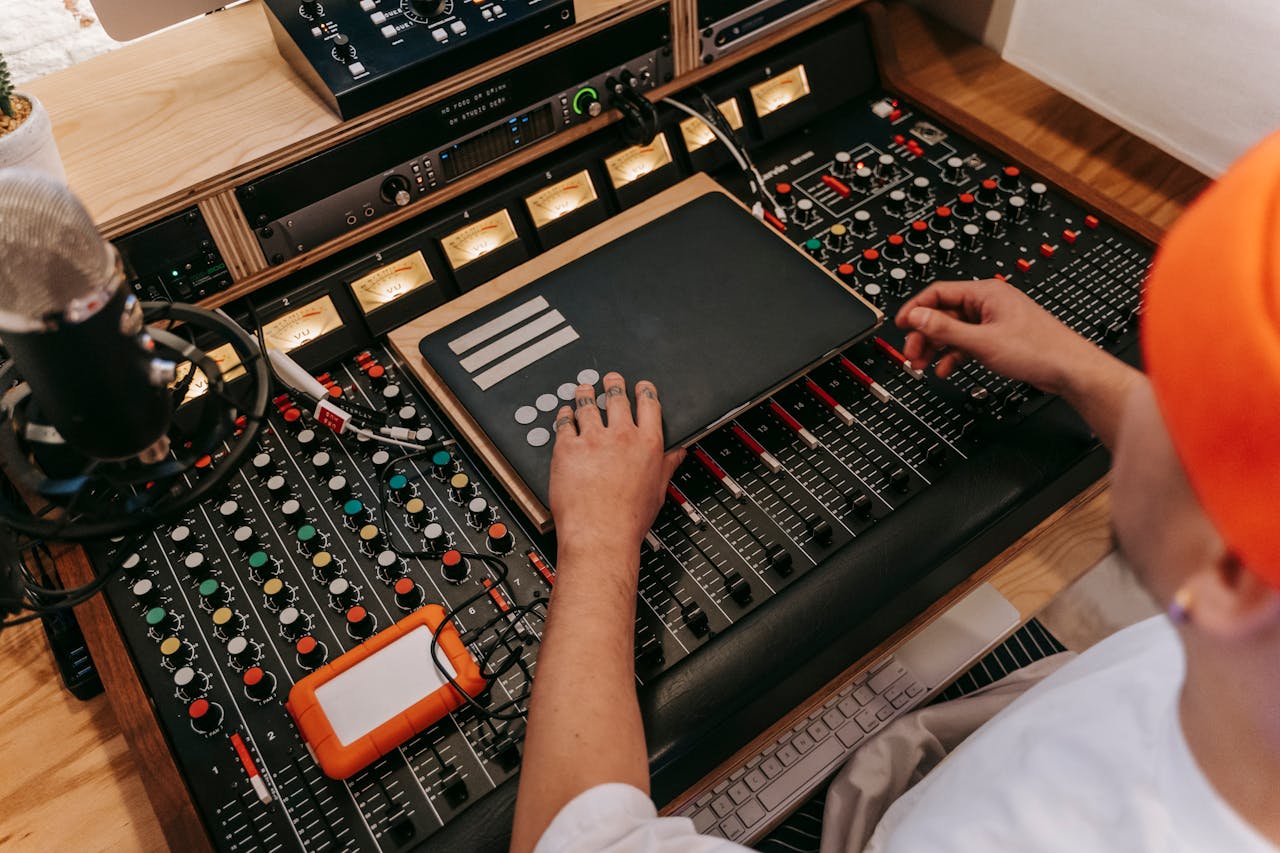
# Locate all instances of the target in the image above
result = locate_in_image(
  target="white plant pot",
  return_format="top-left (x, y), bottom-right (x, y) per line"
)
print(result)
top-left (0, 93), bottom-right (66, 183)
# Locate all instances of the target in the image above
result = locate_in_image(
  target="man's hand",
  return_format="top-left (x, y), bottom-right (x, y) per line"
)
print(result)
top-left (897, 278), bottom-right (1141, 449)
top-left (896, 278), bottom-right (1104, 394)
top-left (548, 372), bottom-right (685, 556)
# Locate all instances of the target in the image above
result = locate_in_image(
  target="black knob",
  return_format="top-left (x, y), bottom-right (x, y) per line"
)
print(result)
top-left (333, 33), bottom-right (356, 64)
top-left (159, 636), bottom-right (193, 669)
top-left (1006, 195), bottom-right (1027, 223)
top-left (410, 0), bottom-right (448, 17)
top-left (197, 579), bottom-right (229, 611)
top-left (942, 155), bottom-right (966, 183)
top-left (858, 248), bottom-right (882, 276)
top-left (357, 524), bottom-right (383, 555)
top-left (907, 220), bottom-right (930, 247)
top-left (1000, 165), bottom-right (1021, 191)
top-left (311, 550), bottom-right (340, 581)
top-left (832, 151), bottom-right (855, 179)
top-left (266, 474), bottom-right (289, 500)
top-left (262, 577), bottom-right (294, 610)
top-left (983, 209), bottom-right (1003, 236)
top-left (182, 551), bottom-right (208, 576)
top-left (851, 209), bottom-right (873, 235)
top-left (792, 198), bottom-right (816, 227)
top-left (387, 473), bottom-right (411, 505)
top-left (405, 497), bottom-right (429, 529)
top-left (860, 282), bottom-right (884, 308)
top-left (398, 404), bottom-right (420, 426)
top-left (132, 578), bottom-right (159, 605)
top-left (243, 667), bottom-right (276, 702)
top-left (431, 450), bottom-right (459, 479)
top-left (885, 189), bottom-right (907, 216)
top-left (976, 179), bottom-right (1000, 206)
top-left (909, 175), bottom-right (931, 203)
top-left (424, 522), bottom-right (448, 553)
top-left (874, 153), bottom-right (895, 181)
top-left (251, 452), bottom-right (274, 476)
top-left (961, 223), bottom-right (982, 250)
top-left (380, 174), bottom-right (411, 208)
top-left (936, 237), bottom-right (957, 266)
top-left (382, 383), bottom-right (402, 407)
top-left (852, 166), bottom-right (873, 192)
top-left (467, 497), bottom-right (494, 529)
top-left (174, 666), bottom-right (210, 702)
top-left (346, 606), bottom-right (376, 640)
top-left (912, 252), bottom-right (932, 279)
top-left (394, 577), bottom-right (425, 611)
top-left (442, 549), bottom-right (469, 584)
top-left (486, 522), bottom-right (515, 554)
top-left (826, 223), bottom-right (851, 252)
top-left (774, 182), bottom-right (794, 208)
top-left (311, 450), bottom-right (333, 473)
top-left (887, 267), bottom-right (910, 298)
top-left (232, 525), bottom-right (257, 552)
top-left (188, 698), bottom-right (223, 735)
top-left (227, 635), bottom-right (259, 669)
top-left (218, 499), bottom-right (241, 523)
top-left (279, 606), bottom-right (310, 641)
top-left (931, 206), bottom-right (955, 234)
top-left (301, 0), bottom-right (323, 18)
top-left (328, 577), bottom-right (360, 610)
top-left (954, 192), bottom-right (977, 219)
top-left (375, 549), bottom-right (404, 582)
top-left (1029, 181), bottom-right (1049, 209)
top-left (448, 473), bottom-right (476, 503)
top-left (120, 551), bottom-right (149, 579)
top-left (883, 234), bottom-right (907, 262)
top-left (327, 474), bottom-right (350, 497)
top-left (296, 635), bottom-right (326, 669)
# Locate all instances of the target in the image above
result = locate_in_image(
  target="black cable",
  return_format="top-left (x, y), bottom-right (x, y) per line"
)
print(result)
top-left (374, 448), bottom-right (545, 722)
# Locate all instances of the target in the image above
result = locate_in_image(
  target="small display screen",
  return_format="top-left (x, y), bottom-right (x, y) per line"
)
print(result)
top-left (262, 295), bottom-right (344, 353)
top-left (172, 343), bottom-right (244, 406)
top-left (441, 209), bottom-right (520, 271)
top-left (524, 170), bottom-right (600, 228)
top-left (750, 64), bottom-right (811, 117)
top-left (314, 626), bottom-right (458, 746)
top-left (349, 251), bottom-right (435, 313)
top-left (605, 134), bottom-right (674, 189)
top-left (439, 104), bottom-right (557, 183)
top-left (680, 99), bottom-right (745, 152)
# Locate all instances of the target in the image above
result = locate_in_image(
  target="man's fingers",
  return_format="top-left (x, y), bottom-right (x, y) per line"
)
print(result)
top-left (552, 405), bottom-right (578, 440)
top-left (602, 372), bottom-right (634, 428)
top-left (934, 350), bottom-right (969, 378)
top-left (573, 384), bottom-right (602, 431)
top-left (634, 380), bottom-right (663, 434)
top-left (902, 306), bottom-right (988, 357)
top-left (895, 280), bottom-right (986, 329)
top-left (661, 447), bottom-right (686, 483)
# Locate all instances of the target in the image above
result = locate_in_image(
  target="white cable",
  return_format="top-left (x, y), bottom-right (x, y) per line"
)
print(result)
top-left (661, 97), bottom-right (751, 174)
top-left (349, 426), bottom-right (425, 451)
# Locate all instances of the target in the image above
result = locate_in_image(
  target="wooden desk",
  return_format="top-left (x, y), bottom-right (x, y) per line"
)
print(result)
top-left (0, 4), bottom-right (1208, 851)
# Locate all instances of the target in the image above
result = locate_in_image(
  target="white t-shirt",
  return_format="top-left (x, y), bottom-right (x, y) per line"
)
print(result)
top-left (535, 616), bottom-right (1275, 853)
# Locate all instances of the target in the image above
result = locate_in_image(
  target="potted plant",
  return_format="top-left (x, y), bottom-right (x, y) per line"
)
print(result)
top-left (0, 51), bottom-right (66, 181)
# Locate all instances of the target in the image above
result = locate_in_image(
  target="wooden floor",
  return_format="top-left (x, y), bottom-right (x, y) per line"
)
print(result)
top-left (0, 4), bottom-right (1210, 851)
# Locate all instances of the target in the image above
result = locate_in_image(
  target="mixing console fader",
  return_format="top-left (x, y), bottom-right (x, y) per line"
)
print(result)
top-left (85, 10), bottom-right (1156, 852)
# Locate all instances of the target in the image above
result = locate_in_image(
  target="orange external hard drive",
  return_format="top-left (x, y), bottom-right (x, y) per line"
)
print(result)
top-left (286, 604), bottom-right (486, 779)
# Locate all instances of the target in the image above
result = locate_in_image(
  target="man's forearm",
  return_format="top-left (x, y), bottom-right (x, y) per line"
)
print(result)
top-left (1056, 348), bottom-right (1144, 450)
top-left (510, 539), bottom-right (650, 853)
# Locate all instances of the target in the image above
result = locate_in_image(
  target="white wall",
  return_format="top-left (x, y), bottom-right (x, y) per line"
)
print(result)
top-left (911, 0), bottom-right (1280, 177)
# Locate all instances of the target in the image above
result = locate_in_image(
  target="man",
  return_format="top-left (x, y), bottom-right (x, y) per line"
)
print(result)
top-left (509, 131), bottom-right (1280, 853)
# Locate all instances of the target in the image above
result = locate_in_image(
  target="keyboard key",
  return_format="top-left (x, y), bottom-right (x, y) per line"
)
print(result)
top-left (777, 745), bottom-right (801, 766)
top-left (806, 721), bottom-right (830, 741)
top-left (870, 662), bottom-right (907, 693)
top-left (729, 782), bottom-right (751, 805)
top-left (823, 709), bottom-right (845, 729)
top-left (793, 732), bottom-right (816, 753)
top-left (745, 770), bottom-right (768, 791)
top-left (712, 796), bottom-right (734, 818)
top-left (721, 816), bottom-right (745, 840)
top-left (759, 737), bottom-right (845, 811)
top-left (738, 799), bottom-right (767, 828)
top-left (856, 708), bottom-right (878, 733)
top-left (692, 809), bottom-right (717, 833)
top-left (907, 682), bottom-right (924, 697)
top-left (877, 704), bottom-right (894, 721)
top-left (838, 697), bottom-right (859, 717)
top-left (713, 780), bottom-right (730, 794)
top-left (695, 792), bottom-right (712, 808)
top-left (854, 685), bottom-right (876, 705)
top-left (761, 758), bottom-right (784, 778)
top-left (730, 768), bottom-right (746, 782)
top-left (836, 718), bottom-right (865, 748)
top-left (892, 693), bottom-right (909, 709)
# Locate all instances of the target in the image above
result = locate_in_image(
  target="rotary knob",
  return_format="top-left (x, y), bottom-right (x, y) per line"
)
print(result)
top-left (908, 175), bottom-right (931, 203)
top-left (1006, 195), bottom-right (1027, 223)
top-left (467, 497), bottom-right (494, 529)
top-left (852, 166), bottom-right (873, 192)
top-left (388, 474), bottom-right (411, 505)
top-left (346, 605), bottom-right (376, 640)
top-left (188, 698), bottom-right (223, 735)
top-left (487, 522), bottom-right (515, 554)
top-left (431, 450), bottom-right (459, 479)
top-left (296, 635), bottom-right (327, 669)
top-left (448, 473), bottom-right (476, 503)
top-left (792, 198), bottom-right (817, 227)
top-left (826, 223), bottom-right (851, 253)
top-left (375, 549), bottom-right (404, 582)
top-left (227, 635), bottom-right (260, 670)
top-left (262, 577), bottom-right (294, 610)
top-left (332, 34), bottom-right (356, 65)
top-left (243, 667), bottom-right (276, 703)
top-left (380, 175), bottom-right (412, 208)
top-left (885, 189), bottom-right (907, 217)
top-left (158, 636), bottom-right (193, 669)
top-left (328, 577), bottom-right (360, 610)
top-left (404, 497), bottom-right (429, 529)
top-left (424, 522), bottom-right (448, 553)
top-left (1029, 181), bottom-right (1049, 209)
top-left (394, 577), bottom-right (425, 611)
top-left (832, 150), bottom-right (855, 179)
top-left (279, 606), bottom-right (311, 641)
top-left (441, 549), bottom-right (469, 584)
top-left (874, 153), bottom-right (896, 181)
top-left (850, 209), bottom-right (873, 236)
top-left (941, 155), bottom-right (966, 183)
top-left (410, 0), bottom-right (449, 19)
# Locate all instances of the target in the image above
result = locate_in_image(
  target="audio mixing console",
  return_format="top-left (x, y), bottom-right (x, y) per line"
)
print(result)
top-left (89, 9), bottom-right (1153, 852)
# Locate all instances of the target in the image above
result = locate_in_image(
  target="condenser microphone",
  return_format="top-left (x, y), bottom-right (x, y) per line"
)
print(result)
top-left (0, 170), bottom-right (173, 461)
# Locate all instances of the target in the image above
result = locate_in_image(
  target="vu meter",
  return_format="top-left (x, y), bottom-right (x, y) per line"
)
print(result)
top-left (442, 209), bottom-right (520, 270)
top-left (349, 251), bottom-right (435, 313)
top-left (174, 342), bottom-right (244, 405)
top-left (605, 134), bottom-right (674, 189)
top-left (524, 171), bottom-right (599, 228)
top-left (750, 64), bottom-right (811, 117)
top-left (263, 295), bottom-right (345, 353)
top-left (680, 99), bottom-right (745, 152)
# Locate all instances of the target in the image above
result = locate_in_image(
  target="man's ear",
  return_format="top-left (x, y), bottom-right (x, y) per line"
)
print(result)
top-left (1182, 551), bottom-right (1280, 639)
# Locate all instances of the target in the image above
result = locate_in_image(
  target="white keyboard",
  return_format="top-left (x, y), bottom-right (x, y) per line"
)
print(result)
top-left (675, 583), bottom-right (1020, 843)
